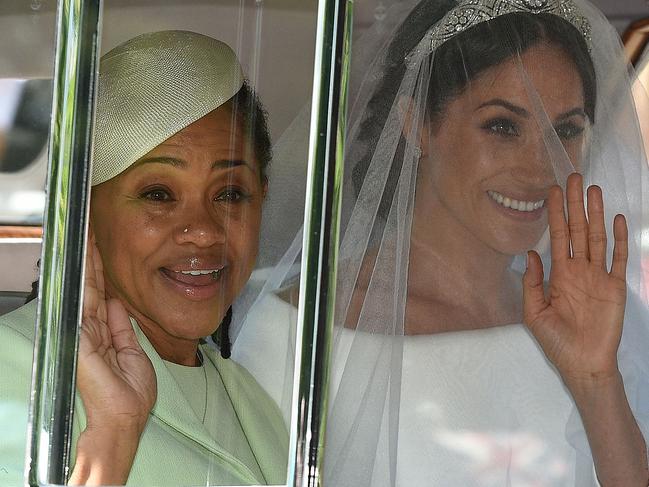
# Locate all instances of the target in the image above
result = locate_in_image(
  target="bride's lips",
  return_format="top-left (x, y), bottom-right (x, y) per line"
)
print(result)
top-left (159, 265), bottom-right (226, 301)
top-left (486, 189), bottom-right (546, 221)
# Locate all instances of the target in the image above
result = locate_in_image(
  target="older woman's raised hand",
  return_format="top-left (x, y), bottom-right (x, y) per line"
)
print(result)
top-left (522, 173), bottom-right (628, 389)
top-left (69, 233), bottom-right (157, 485)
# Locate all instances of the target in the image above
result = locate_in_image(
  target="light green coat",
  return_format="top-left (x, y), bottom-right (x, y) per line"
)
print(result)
top-left (0, 301), bottom-right (288, 486)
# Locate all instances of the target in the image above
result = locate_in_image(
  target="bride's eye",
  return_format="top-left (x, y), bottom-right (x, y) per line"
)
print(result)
top-left (554, 121), bottom-right (585, 140)
top-left (482, 118), bottom-right (520, 138)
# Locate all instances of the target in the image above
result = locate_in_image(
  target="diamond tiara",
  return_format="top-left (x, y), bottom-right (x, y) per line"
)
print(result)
top-left (409, 0), bottom-right (591, 64)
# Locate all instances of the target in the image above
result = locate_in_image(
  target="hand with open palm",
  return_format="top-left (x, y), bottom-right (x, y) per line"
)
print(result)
top-left (523, 173), bottom-right (627, 387)
top-left (522, 172), bottom-right (648, 486)
top-left (70, 231), bottom-right (157, 485)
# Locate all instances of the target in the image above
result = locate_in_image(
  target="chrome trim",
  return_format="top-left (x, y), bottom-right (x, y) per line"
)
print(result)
top-left (288, 0), bottom-right (353, 485)
top-left (26, 0), bottom-right (102, 485)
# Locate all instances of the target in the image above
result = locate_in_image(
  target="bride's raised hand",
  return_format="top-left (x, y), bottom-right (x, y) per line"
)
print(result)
top-left (70, 230), bottom-right (157, 485)
top-left (522, 172), bottom-right (627, 389)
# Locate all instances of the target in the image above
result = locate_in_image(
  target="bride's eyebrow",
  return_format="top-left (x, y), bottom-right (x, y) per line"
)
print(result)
top-left (476, 98), bottom-right (529, 118)
top-left (556, 108), bottom-right (587, 121)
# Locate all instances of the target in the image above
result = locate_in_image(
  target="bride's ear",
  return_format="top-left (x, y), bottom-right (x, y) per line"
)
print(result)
top-left (397, 95), bottom-right (428, 157)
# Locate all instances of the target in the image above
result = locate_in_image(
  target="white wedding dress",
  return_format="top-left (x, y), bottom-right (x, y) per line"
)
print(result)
top-left (234, 293), bottom-right (601, 486)
top-left (329, 325), bottom-right (599, 487)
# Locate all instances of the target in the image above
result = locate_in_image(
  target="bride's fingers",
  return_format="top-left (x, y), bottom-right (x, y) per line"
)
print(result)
top-left (548, 186), bottom-right (570, 264)
top-left (586, 185), bottom-right (607, 270)
top-left (610, 214), bottom-right (628, 281)
top-left (566, 173), bottom-right (588, 260)
top-left (523, 250), bottom-right (547, 320)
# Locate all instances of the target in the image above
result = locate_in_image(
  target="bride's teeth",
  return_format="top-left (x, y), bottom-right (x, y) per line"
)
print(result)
top-left (488, 190), bottom-right (544, 213)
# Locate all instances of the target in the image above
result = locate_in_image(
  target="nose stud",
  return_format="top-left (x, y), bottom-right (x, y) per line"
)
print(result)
top-left (180, 225), bottom-right (210, 239)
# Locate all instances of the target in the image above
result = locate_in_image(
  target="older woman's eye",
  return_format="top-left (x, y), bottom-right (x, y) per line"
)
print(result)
top-left (215, 187), bottom-right (250, 203)
top-left (555, 122), bottom-right (585, 140)
top-left (482, 118), bottom-right (519, 137)
top-left (140, 188), bottom-right (173, 202)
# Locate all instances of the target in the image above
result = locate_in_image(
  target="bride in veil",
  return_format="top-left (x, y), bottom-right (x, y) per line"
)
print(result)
top-left (324, 0), bottom-right (649, 485)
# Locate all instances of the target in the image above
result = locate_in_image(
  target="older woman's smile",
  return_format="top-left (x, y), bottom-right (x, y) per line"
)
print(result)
top-left (169, 268), bottom-right (223, 278)
top-left (160, 263), bottom-right (227, 301)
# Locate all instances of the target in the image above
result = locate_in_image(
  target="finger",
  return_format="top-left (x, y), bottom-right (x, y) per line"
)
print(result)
top-left (586, 185), bottom-right (607, 269)
top-left (566, 173), bottom-right (588, 259)
top-left (547, 185), bottom-right (570, 263)
top-left (91, 237), bottom-right (107, 323)
top-left (106, 298), bottom-right (141, 354)
top-left (523, 250), bottom-right (547, 323)
top-left (610, 214), bottom-right (628, 280)
top-left (83, 236), bottom-right (99, 320)
top-left (77, 316), bottom-right (99, 358)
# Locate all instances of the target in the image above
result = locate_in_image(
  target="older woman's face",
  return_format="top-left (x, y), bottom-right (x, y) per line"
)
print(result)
top-left (419, 43), bottom-right (588, 256)
top-left (91, 105), bottom-right (265, 350)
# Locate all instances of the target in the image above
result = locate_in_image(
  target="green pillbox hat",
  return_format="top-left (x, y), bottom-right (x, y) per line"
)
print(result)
top-left (92, 30), bottom-right (244, 185)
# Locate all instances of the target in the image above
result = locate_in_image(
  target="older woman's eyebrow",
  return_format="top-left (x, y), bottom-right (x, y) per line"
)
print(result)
top-left (131, 157), bottom-right (255, 172)
top-left (211, 159), bottom-right (256, 173)
top-left (476, 99), bottom-right (529, 118)
top-left (133, 156), bottom-right (186, 168)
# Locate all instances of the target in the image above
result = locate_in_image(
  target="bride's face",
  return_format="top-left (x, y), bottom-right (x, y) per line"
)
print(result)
top-left (420, 43), bottom-right (588, 256)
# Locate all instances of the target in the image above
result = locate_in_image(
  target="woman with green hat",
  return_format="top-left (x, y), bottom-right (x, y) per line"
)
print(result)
top-left (0, 30), bottom-right (287, 486)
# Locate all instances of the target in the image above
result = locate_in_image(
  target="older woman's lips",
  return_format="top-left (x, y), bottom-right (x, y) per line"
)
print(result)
top-left (159, 267), bottom-right (224, 300)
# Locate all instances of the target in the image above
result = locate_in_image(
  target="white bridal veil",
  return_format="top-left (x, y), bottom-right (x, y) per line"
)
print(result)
top-left (233, 0), bottom-right (649, 485)
top-left (322, 0), bottom-right (649, 486)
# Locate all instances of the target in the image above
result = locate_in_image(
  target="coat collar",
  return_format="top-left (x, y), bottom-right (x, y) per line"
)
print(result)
top-left (131, 321), bottom-right (265, 484)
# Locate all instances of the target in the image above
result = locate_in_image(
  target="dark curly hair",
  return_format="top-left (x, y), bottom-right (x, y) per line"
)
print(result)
top-left (230, 80), bottom-right (273, 182)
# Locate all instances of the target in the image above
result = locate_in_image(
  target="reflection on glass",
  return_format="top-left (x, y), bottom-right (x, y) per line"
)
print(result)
top-left (632, 45), bottom-right (649, 302)
top-left (2, 0), bottom-right (320, 485)
top-left (0, 2), bottom-right (53, 484)
top-left (63, 31), bottom-right (289, 485)
top-left (0, 79), bottom-right (50, 226)
top-left (634, 45), bottom-right (649, 160)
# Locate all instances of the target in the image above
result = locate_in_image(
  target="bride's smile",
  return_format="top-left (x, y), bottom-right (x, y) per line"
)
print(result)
top-left (417, 43), bottom-right (588, 256)
top-left (486, 189), bottom-right (546, 221)
top-left (486, 190), bottom-right (545, 212)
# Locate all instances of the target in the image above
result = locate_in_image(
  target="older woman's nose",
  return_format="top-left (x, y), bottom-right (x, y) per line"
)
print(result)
top-left (173, 204), bottom-right (227, 247)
